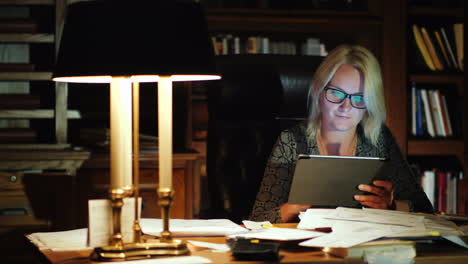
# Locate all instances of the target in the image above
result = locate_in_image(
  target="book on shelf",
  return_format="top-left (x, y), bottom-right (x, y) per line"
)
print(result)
top-left (324, 239), bottom-right (416, 258)
top-left (427, 90), bottom-right (445, 137)
top-left (433, 30), bottom-right (452, 69)
top-left (437, 171), bottom-right (447, 213)
top-left (420, 26), bottom-right (444, 71)
top-left (440, 26), bottom-right (459, 71)
top-left (411, 24), bottom-right (436, 72)
top-left (445, 171), bottom-right (457, 215)
top-left (419, 88), bottom-right (436, 137)
top-left (421, 170), bottom-right (436, 207)
top-left (415, 88), bottom-right (424, 136)
top-left (439, 94), bottom-right (453, 136)
top-left (246, 36), bottom-right (257, 54)
top-left (411, 82), bottom-right (417, 136)
top-left (433, 90), bottom-right (450, 137)
top-left (453, 23), bottom-right (463, 71)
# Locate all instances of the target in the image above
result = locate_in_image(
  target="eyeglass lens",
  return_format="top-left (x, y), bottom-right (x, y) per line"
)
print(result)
top-left (325, 87), bottom-right (366, 109)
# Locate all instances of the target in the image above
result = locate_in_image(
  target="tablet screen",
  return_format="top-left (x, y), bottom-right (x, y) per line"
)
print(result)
top-left (288, 154), bottom-right (387, 207)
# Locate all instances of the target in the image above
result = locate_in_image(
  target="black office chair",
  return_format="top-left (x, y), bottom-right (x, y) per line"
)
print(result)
top-left (206, 54), bottom-right (323, 223)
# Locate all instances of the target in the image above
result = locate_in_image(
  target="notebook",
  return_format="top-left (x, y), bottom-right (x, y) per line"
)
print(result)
top-left (288, 154), bottom-right (387, 207)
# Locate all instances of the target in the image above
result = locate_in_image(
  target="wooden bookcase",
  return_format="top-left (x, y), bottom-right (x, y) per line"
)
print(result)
top-left (405, 0), bottom-right (465, 214)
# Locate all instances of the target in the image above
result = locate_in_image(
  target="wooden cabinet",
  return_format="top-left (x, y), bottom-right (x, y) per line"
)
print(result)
top-left (0, 149), bottom-right (90, 231)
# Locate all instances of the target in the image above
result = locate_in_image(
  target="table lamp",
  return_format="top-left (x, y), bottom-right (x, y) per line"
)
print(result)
top-left (52, 0), bottom-right (220, 261)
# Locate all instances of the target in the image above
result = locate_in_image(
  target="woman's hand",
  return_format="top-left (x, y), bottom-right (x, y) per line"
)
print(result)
top-left (354, 180), bottom-right (394, 209)
top-left (280, 203), bottom-right (311, 223)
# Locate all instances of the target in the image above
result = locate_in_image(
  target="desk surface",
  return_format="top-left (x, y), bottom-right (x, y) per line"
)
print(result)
top-left (38, 235), bottom-right (468, 264)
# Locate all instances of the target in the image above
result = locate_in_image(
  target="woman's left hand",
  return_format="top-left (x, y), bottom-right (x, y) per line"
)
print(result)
top-left (354, 180), bottom-right (394, 209)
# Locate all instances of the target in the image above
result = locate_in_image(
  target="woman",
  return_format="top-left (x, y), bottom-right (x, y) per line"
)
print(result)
top-left (249, 44), bottom-right (433, 223)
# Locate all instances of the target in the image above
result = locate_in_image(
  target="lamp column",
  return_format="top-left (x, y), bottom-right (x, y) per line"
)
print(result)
top-left (158, 76), bottom-right (174, 241)
top-left (109, 76), bottom-right (133, 247)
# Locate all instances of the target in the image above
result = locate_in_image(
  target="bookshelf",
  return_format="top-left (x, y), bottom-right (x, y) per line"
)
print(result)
top-left (0, 0), bottom-right (78, 148)
top-left (405, 0), bottom-right (465, 214)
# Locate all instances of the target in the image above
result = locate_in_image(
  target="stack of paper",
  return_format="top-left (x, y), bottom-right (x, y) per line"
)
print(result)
top-left (297, 207), bottom-right (465, 248)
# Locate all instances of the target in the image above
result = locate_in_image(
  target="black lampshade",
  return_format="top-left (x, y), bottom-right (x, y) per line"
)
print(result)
top-left (53, 0), bottom-right (218, 83)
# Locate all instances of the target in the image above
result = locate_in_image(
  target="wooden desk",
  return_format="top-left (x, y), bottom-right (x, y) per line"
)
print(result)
top-left (37, 236), bottom-right (468, 264)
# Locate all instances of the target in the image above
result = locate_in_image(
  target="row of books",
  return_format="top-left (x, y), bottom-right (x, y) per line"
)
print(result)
top-left (211, 34), bottom-right (327, 56)
top-left (411, 23), bottom-right (463, 72)
top-left (420, 169), bottom-right (463, 214)
top-left (410, 83), bottom-right (454, 138)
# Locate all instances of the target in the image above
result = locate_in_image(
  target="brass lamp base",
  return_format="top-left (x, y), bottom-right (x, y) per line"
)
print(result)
top-left (90, 238), bottom-right (189, 262)
top-left (90, 188), bottom-right (189, 262)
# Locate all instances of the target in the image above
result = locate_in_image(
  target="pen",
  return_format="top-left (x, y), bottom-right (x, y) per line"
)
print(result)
top-left (314, 227), bottom-right (333, 233)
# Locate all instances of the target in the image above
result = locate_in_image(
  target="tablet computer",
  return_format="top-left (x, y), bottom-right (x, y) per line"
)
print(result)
top-left (288, 154), bottom-right (387, 207)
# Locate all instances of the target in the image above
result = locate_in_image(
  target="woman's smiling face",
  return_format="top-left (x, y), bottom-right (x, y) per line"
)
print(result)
top-left (320, 64), bottom-right (366, 133)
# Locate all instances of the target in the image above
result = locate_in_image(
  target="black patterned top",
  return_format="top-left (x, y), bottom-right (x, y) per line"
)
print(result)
top-left (249, 122), bottom-right (434, 223)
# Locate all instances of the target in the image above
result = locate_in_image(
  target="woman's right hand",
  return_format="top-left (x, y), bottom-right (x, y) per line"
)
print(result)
top-left (280, 203), bottom-right (311, 223)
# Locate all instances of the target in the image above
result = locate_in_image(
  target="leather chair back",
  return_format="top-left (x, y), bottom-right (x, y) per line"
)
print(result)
top-left (206, 55), bottom-right (323, 222)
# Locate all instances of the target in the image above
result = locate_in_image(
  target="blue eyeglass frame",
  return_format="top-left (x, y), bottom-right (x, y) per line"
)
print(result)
top-left (324, 86), bottom-right (366, 109)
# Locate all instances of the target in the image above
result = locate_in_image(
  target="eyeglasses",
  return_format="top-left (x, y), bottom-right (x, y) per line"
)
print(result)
top-left (324, 87), bottom-right (366, 109)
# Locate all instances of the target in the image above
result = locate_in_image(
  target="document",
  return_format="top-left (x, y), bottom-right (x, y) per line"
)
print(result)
top-left (88, 197), bottom-right (141, 247)
top-left (188, 240), bottom-right (230, 252)
top-left (297, 208), bottom-right (337, 229)
top-left (140, 218), bottom-right (246, 237)
top-left (299, 221), bottom-right (409, 248)
top-left (228, 227), bottom-right (325, 241)
top-left (331, 207), bottom-right (424, 227)
top-left (297, 207), bottom-right (465, 249)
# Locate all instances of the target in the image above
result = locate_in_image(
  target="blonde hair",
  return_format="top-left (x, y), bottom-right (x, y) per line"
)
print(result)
top-left (307, 44), bottom-right (386, 145)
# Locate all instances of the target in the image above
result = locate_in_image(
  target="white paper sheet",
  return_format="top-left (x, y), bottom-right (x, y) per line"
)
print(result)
top-left (88, 198), bottom-right (141, 247)
top-left (188, 240), bottom-right (230, 252)
top-left (297, 209), bottom-right (337, 229)
top-left (228, 227), bottom-right (325, 241)
top-left (26, 228), bottom-right (90, 251)
top-left (242, 220), bottom-right (272, 230)
top-left (299, 224), bottom-right (397, 248)
top-left (330, 207), bottom-right (424, 227)
top-left (141, 219), bottom-right (247, 237)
